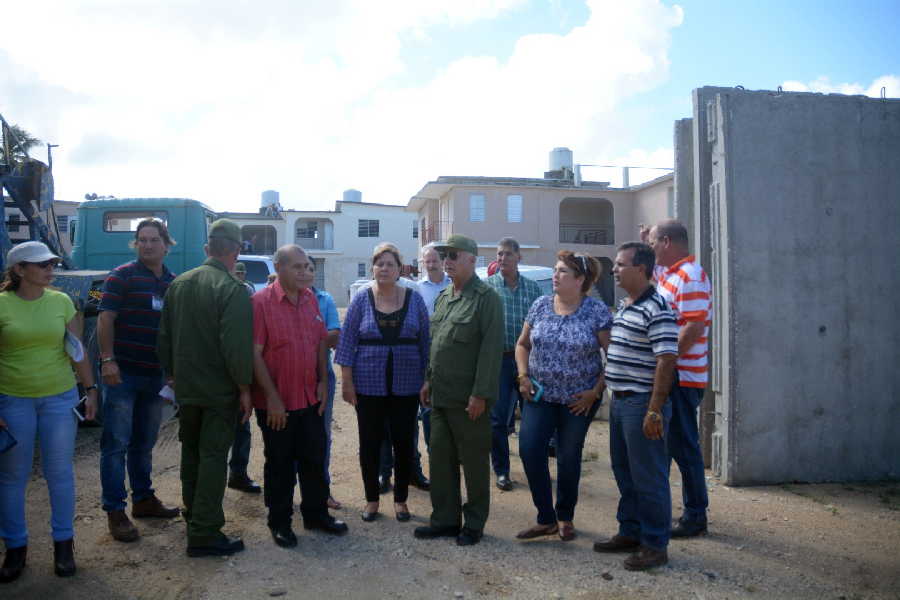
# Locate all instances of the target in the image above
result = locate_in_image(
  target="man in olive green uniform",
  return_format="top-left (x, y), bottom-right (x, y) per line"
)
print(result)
top-left (413, 235), bottom-right (504, 546)
top-left (157, 219), bottom-right (253, 557)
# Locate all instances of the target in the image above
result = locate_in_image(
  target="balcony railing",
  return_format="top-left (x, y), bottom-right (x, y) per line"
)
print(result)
top-left (295, 236), bottom-right (332, 250)
top-left (559, 223), bottom-right (614, 245)
top-left (422, 220), bottom-right (451, 245)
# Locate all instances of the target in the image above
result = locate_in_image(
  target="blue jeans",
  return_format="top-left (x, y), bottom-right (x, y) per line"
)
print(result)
top-left (0, 388), bottom-right (79, 547)
top-left (490, 355), bottom-right (520, 477)
top-left (322, 368), bottom-right (336, 485)
top-left (519, 398), bottom-right (599, 524)
top-left (100, 372), bottom-right (165, 512)
top-left (229, 419), bottom-right (252, 477)
top-left (668, 382), bottom-right (708, 522)
top-left (609, 392), bottom-right (672, 552)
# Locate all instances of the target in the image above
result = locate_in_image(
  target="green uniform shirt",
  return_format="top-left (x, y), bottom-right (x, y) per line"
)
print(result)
top-left (157, 258), bottom-right (253, 407)
top-left (485, 271), bottom-right (543, 351)
top-left (427, 274), bottom-right (504, 408)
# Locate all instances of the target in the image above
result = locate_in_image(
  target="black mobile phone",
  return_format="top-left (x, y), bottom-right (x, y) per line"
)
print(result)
top-left (0, 426), bottom-right (17, 454)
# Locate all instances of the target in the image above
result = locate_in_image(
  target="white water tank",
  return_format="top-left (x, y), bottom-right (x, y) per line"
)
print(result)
top-left (261, 190), bottom-right (280, 209)
top-left (343, 189), bottom-right (362, 203)
top-left (549, 147), bottom-right (573, 172)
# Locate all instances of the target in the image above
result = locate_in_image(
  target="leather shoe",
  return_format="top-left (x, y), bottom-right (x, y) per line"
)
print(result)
top-left (361, 511), bottom-right (380, 522)
top-left (413, 525), bottom-right (460, 539)
top-left (53, 539), bottom-right (76, 577)
top-left (593, 534), bottom-right (640, 553)
top-left (187, 535), bottom-right (245, 557)
top-left (395, 510), bottom-right (411, 523)
top-left (270, 526), bottom-right (298, 548)
top-left (456, 527), bottom-right (483, 546)
top-left (132, 494), bottom-right (180, 519)
top-left (516, 523), bottom-right (558, 539)
top-left (378, 475), bottom-right (392, 495)
top-left (0, 545), bottom-right (27, 583)
top-left (671, 518), bottom-right (708, 538)
top-left (228, 474), bottom-right (262, 494)
top-left (496, 475), bottom-right (514, 491)
top-left (558, 523), bottom-right (576, 542)
top-left (623, 547), bottom-right (668, 571)
top-left (411, 473), bottom-right (430, 491)
top-left (304, 516), bottom-right (349, 536)
top-left (108, 510), bottom-right (139, 542)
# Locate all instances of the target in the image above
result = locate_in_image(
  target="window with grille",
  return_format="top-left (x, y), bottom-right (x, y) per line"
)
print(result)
top-left (507, 195), bottom-right (523, 222)
top-left (358, 219), bottom-right (380, 237)
top-left (296, 221), bottom-right (318, 239)
top-left (358, 263), bottom-right (367, 277)
top-left (469, 194), bottom-right (485, 222)
top-left (412, 220), bottom-right (418, 238)
top-left (56, 215), bottom-right (69, 233)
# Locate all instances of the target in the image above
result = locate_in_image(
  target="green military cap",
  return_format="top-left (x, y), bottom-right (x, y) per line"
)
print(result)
top-left (234, 262), bottom-right (247, 273)
top-left (435, 234), bottom-right (478, 256)
top-left (208, 219), bottom-right (241, 245)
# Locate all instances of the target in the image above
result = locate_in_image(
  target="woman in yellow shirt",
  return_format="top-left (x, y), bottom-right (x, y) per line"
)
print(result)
top-left (0, 242), bottom-right (98, 584)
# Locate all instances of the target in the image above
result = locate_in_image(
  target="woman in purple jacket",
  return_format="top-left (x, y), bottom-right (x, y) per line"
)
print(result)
top-left (336, 243), bottom-right (430, 523)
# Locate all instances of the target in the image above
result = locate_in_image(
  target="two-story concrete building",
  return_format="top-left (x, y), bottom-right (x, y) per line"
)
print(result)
top-left (406, 149), bottom-right (673, 304)
top-left (222, 193), bottom-right (419, 306)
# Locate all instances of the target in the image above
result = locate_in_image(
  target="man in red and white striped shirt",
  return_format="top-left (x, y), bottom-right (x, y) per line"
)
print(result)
top-left (644, 220), bottom-right (711, 538)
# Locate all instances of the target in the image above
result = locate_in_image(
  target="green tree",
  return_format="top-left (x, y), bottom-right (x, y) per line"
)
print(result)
top-left (1, 123), bottom-right (42, 164)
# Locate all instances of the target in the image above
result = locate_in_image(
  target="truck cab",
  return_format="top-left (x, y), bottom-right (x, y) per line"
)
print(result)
top-left (71, 197), bottom-right (217, 273)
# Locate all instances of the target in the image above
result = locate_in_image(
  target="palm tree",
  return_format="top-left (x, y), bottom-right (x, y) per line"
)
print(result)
top-left (0, 122), bottom-right (42, 165)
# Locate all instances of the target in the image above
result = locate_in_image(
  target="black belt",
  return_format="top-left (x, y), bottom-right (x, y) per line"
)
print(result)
top-left (613, 390), bottom-right (639, 398)
top-left (503, 350), bottom-right (515, 357)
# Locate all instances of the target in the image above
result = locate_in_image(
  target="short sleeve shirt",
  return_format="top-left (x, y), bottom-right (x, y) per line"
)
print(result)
top-left (252, 280), bottom-right (326, 411)
top-left (525, 295), bottom-right (613, 404)
top-left (99, 260), bottom-right (175, 375)
top-left (0, 290), bottom-right (77, 397)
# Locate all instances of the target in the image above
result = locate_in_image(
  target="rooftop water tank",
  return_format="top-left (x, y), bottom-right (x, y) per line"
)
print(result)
top-left (343, 189), bottom-right (362, 203)
top-left (549, 147), bottom-right (573, 172)
top-left (261, 190), bottom-right (280, 208)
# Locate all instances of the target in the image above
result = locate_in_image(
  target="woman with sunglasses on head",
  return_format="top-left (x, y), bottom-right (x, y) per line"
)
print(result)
top-left (336, 243), bottom-right (430, 523)
top-left (0, 242), bottom-right (98, 583)
top-left (514, 250), bottom-right (611, 542)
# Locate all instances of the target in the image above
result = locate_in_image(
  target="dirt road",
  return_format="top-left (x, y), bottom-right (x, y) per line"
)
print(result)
top-left (4, 375), bottom-right (900, 599)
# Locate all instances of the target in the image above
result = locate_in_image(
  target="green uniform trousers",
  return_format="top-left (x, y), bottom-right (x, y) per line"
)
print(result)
top-left (428, 405), bottom-right (492, 532)
top-left (178, 403), bottom-right (238, 544)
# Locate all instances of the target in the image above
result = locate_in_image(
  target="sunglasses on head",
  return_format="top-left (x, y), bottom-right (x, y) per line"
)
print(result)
top-left (26, 259), bottom-right (58, 269)
top-left (438, 250), bottom-right (459, 261)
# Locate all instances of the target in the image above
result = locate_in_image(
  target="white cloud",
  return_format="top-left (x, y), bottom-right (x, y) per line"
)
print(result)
top-left (1, 0), bottom-right (683, 210)
top-left (782, 75), bottom-right (900, 98)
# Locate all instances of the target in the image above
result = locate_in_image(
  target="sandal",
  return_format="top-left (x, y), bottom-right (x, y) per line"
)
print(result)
top-left (327, 496), bottom-right (342, 510)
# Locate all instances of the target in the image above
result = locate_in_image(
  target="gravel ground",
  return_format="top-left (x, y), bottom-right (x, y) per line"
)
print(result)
top-left (3, 370), bottom-right (899, 600)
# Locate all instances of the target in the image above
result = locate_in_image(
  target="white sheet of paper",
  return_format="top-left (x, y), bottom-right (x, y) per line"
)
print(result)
top-left (64, 331), bottom-right (84, 362)
top-left (159, 384), bottom-right (176, 403)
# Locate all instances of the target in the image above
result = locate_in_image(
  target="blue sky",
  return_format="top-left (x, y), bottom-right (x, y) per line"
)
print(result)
top-left (2, 0), bottom-right (898, 210)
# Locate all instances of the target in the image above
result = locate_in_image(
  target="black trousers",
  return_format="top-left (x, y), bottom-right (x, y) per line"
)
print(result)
top-left (256, 406), bottom-right (328, 528)
top-left (356, 394), bottom-right (419, 503)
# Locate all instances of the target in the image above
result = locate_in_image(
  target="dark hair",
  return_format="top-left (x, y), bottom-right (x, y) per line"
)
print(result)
top-left (618, 242), bottom-right (656, 280)
top-left (0, 267), bottom-right (22, 292)
top-left (497, 237), bottom-right (520, 254)
top-left (655, 219), bottom-right (689, 247)
top-left (130, 218), bottom-right (176, 249)
top-left (557, 250), bottom-right (599, 294)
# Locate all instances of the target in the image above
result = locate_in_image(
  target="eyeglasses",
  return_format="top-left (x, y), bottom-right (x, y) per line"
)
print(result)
top-left (438, 250), bottom-right (459, 261)
top-left (25, 259), bottom-right (58, 269)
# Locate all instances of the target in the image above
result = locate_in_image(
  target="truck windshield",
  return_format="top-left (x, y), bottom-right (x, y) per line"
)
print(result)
top-left (103, 211), bottom-right (168, 232)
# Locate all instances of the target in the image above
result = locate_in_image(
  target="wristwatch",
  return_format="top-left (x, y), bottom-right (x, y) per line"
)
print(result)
top-left (646, 410), bottom-right (662, 422)
top-left (84, 384), bottom-right (98, 392)
top-left (101, 357), bottom-right (116, 364)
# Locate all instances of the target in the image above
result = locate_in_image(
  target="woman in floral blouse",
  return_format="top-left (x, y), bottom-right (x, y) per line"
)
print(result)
top-left (514, 250), bottom-right (611, 542)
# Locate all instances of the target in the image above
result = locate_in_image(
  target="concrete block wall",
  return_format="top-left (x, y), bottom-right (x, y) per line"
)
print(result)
top-left (693, 86), bottom-right (900, 484)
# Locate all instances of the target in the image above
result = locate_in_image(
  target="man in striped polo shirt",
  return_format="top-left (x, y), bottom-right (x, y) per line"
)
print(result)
top-left (594, 242), bottom-right (678, 571)
top-left (646, 220), bottom-right (711, 537)
top-left (98, 218), bottom-right (181, 542)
